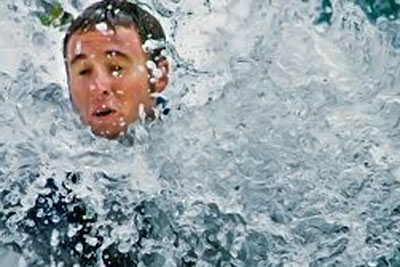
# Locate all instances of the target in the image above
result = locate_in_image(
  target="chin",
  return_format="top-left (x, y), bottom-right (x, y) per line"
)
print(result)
top-left (90, 125), bottom-right (127, 139)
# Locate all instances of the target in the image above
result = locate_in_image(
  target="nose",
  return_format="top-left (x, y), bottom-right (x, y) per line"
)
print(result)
top-left (92, 71), bottom-right (112, 96)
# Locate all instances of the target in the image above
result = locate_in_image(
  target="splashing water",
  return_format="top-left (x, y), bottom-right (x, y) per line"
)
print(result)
top-left (2, 0), bottom-right (400, 266)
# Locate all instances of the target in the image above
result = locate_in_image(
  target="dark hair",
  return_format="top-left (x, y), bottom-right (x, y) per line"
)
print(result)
top-left (63, 0), bottom-right (166, 62)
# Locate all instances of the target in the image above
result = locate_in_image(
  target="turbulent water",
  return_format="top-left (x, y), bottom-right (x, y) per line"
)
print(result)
top-left (1, 0), bottom-right (400, 266)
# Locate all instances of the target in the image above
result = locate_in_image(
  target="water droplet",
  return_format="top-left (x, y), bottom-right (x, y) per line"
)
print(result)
top-left (95, 22), bottom-right (108, 32)
top-left (146, 60), bottom-right (157, 70)
top-left (112, 71), bottom-right (121, 78)
top-left (153, 68), bottom-right (163, 79)
top-left (75, 41), bottom-right (82, 55)
top-left (51, 229), bottom-right (60, 247)
top-left (139, 103), bottom-right (146, 122)
top-left (36, 208), bottom-right (44, 218)
top-left (52, 214), bottom-right (60, 224)
top-left (75, 243), bottom-right (83, 253)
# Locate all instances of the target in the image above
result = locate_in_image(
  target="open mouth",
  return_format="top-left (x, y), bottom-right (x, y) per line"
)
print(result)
top-left (93, 108), bottom-right (116, 117)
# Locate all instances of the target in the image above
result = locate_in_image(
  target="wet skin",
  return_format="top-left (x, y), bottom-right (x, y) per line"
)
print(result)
top-left (66, 25), bottom-right (168, 139)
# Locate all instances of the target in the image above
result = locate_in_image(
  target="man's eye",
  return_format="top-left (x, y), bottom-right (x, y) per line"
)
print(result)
top-left (79, 69), bottom-right (90, 76)
top-left (111, 66), bottom-right (123, 77)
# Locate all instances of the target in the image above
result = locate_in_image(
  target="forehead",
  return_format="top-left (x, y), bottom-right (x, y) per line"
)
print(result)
top-left (67, 25), bottom-right (146, 60)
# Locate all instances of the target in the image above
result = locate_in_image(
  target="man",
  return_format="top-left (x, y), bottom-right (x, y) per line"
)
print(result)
top-left (63, 0), bottom-right (169, 139)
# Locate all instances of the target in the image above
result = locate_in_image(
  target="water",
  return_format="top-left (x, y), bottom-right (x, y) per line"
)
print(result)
top-left (1, 0), bottom-right (400, 266)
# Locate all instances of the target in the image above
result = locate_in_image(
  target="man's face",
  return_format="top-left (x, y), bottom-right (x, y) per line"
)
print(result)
top-left (66, 25), bottom-right (167, 139)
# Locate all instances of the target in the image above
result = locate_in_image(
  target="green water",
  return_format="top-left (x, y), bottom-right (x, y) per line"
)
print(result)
top-left (35, 0), bottom-right (400, 29)
top-left (354, 0), bottom-right (400, 22)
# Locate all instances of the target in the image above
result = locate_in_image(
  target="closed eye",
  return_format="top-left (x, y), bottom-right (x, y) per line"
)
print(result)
top-left (79, 69), bottom-right (90, 76)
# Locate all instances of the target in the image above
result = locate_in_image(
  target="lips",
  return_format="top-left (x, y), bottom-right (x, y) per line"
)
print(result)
top-left (88, 102), bottom-right (119, 124)
top-left (93, 107), bottom-right (116, 117)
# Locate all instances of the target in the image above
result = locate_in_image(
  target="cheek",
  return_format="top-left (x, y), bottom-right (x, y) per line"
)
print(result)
top-left (135, 64), bottom-right (148, 74)
top-left (116, 75), bottom-right (148, 97)
top-left (70, 80), bottom-right (89, 108)
top-left (133, 64), bottom-right (150, 83)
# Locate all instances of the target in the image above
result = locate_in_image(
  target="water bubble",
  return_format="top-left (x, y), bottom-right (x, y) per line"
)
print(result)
top-left (106, 52), bottom-right (116, 59)
top-left (142, 39), bottom-right (165, 53)
top-left (153, 68), bottom-right (163, 79)
top-left (97, 24), bottom-right (114, 36)
top-left (95, 22), bottom-right (108, 32)
top-left (67, 224), bottom-right (82, 238)
top-left (84, 235), bottom-right (98, 247)
top-left (75, 41), bottom-right (82, 55)
top-left (65, 193), bottom-right (74, 203)
top-left (51, 229), bottom-right (60, 247)
top-left (112, 71), bottom-right (121, 78)
top-left (146, 60), bottom-right (157, 70)
top-left (51, 214), bottom-right (60, 224)
top-left (117, 241), bottom-right (131, 254)
top-left (138, 103), bottom-right (146, 122)
top-left (36, 208), bottom-right (44, 218)
top-left (25, 219), bottom-right (35, 227)
top-left (75, 243), bottom-right (83, 253)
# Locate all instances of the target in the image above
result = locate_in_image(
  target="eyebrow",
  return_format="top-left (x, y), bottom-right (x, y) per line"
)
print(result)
top-left (69, 50), bottom-right (130, 67)
top-left (70, 54), bottom-right (87, 67)
top-left (105, 50), bottom-right (130, 61)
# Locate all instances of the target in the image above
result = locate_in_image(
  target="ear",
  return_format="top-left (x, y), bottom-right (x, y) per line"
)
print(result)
top-left (153, 58), bottom-right (169, 93)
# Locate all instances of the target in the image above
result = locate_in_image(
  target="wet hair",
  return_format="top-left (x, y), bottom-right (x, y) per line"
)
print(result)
top-left (63, 0), bottom-right (166, 63)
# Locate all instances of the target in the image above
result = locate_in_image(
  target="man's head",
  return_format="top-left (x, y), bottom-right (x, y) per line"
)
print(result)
top-left (63, 0), bottom-right (168, 139)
